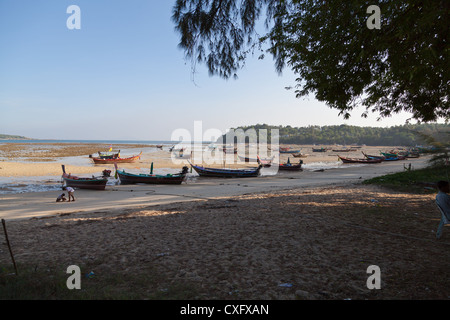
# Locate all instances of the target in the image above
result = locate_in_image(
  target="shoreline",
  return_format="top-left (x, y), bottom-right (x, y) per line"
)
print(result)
top-left (0, 156), bottom-right (432, 221)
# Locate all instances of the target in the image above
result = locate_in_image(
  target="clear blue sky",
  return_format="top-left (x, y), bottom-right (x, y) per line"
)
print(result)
top-left (0, 0), bottom-right (422, 140)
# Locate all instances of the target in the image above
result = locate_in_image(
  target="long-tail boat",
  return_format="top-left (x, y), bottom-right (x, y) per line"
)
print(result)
top-left (91, 152), bottom-right (142, 164)
top-left (362, 152), bottom-right (385, 161)
top-left (89, 150), bottom-right (120, 159)
top-left (362, 152), bottom-right (404, 161)
top-left (312, 147), bottom-right (327, 152)
top-left (222, 147), bottom-right (237, 154)
top-left (278, 159), bottom-right (303, 171)
top-left (237, 155), bottom-right (273, 167)
top-left (381, 152), bottom-right (407, 160)
top-left (280, 149), bottom-right (301, 154)
top-left (338, 156), bottom-right (383, 164)
top-left (292, 153), bottom-right (308, 158)
top-left (114, 163), bottom-right (188, 185)
top-left (332, 148), bottom-right (356, 152)
top-left (61, 165), bottom-right (108, 190)
top-left (189, 162), bottom-right (262, 178)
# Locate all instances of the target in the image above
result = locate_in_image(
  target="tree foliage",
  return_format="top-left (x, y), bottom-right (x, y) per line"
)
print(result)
top-left (172, 0), bottom-right (449, 122)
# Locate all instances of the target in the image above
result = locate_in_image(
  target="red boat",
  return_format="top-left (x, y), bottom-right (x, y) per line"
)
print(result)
top-left (92, 152), bottom-right (142, 164)
top-left (338, 156), bottom-right (383, 164)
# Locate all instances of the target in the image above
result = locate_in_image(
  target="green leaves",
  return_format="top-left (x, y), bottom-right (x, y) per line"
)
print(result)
top-left (172, 0), bottom-right (449, 122)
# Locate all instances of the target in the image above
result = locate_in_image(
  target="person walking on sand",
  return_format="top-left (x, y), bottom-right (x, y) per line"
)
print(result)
top-left (436, 180), bottom-right (450, 239)
top-left (63, 186), bottom-right (75, 202)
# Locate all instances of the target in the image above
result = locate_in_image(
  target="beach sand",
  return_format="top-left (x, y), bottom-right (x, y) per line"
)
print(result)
top-left (1, 184), bottom-right (448, 300)
top-left (1, 142), bottom-right (448, 299)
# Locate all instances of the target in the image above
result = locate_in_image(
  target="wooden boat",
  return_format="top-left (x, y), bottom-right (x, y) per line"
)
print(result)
top-left (177, 150), bottom-right (191, 159)
top-left (338, 156), bottom-right (383, 164)
top-left (237, 155), bottom-right (273, 167)
top-left (222, 147), bottom-right (237, 154)
top-left (332, 148), bottom-right (355, 152)
top-left (92, 152), bottom-right (142, 164)
top-left (278, 159), bottom-right (303, 171)
top-left (312, 147), bottom-right (327, 152)
top-left (292, 153), bottom-right (308, 158)
top-left (90, 150), bottom-right (120, 159)
top-left (114, 163), bottom-right (188, 185)
top-left (362, 152), bottom-right (385, 161)
top-left (190, 163), bottom-right (262, 178)
top-left (280, 149), bottom-right (301, 154)
top-left (61, 165), bottom-right (108, 190)
top-left (381, 152), bottom-right (407, 160)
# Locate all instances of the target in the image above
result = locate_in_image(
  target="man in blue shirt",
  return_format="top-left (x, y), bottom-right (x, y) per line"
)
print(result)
top-left (436, 181), bottom-right (450, 239)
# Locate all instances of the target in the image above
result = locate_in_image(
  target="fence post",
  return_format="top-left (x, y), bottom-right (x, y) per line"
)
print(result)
top-left (2, 219), bottom-right (18, 275)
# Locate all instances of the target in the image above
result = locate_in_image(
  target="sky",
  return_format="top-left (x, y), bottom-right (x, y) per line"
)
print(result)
top-left (0, 1), bottom-right (433, 140)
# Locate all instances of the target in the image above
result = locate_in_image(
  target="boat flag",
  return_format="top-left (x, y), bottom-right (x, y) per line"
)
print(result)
top-left (150, 162), bottom-right (153, 174)
top-left (108, 144), bottom-right (112, 152)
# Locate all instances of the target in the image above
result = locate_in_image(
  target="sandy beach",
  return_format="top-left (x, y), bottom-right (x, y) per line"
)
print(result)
top-left (0, 142), bottom-right (448, 300)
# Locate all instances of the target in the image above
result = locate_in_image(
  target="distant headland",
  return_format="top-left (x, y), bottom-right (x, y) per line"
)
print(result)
top-left (0, 134), bottom-right (33, 140)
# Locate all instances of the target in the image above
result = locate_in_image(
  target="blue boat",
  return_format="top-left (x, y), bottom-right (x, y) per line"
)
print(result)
top-left (190, 163), bottom-right (262, 178)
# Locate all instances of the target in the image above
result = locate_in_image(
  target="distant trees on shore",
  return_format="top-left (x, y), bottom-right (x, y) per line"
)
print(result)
top-left (220, 123), bottom-right (449, 146)
top-left (0, 134), bottom-right (31, 140)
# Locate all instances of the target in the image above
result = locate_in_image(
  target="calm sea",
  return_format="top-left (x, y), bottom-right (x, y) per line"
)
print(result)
top-left (0, 139), bottom-right (179, 144)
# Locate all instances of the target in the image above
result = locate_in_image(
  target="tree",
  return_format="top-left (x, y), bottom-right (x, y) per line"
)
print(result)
top-left (172, 0), bottom-right (449, 122)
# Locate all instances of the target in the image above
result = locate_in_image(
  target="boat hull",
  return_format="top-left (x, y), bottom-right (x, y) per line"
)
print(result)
top-left (92, 153), bottom-right (142, 164)
top-left (117, 171), bottom-right (186, 185)
top-left (61, 165), bottom-right (108, 190)
top-left (280, 150), bottom-right (301, 154)
top-left (338, 156), bottom-right (383, 164)
top-left (278, 164), bottom-right (303, 171)
top-left (191, 164), bottom-right (262, 178)
top-left (62, 175), bottom-right (108, 190)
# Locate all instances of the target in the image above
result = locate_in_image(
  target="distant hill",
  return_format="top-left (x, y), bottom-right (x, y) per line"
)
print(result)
top-left (0, 134), bottom-right (32, 140)
top-left (218, 123), bottom-right (449, 146)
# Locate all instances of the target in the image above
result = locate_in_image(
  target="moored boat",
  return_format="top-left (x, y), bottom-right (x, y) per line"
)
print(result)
top-left (362, 152), bottom-right (385, 161)
top-left (332, 148), bottom-right (356, 152)
top-left (278, 159), bottom-right (303, 171)
top-left (381, 152), bottom-right (407, 160)
top-left (114, 163), bottom-right (188, 185)
top-left (92, 152), bottom-right (142, 164)
top-left (61, 165), bottom-right (108, 190)
top-left (338, 156), bottom-right (383, 164)
top-left (292, 153), bottom-right (308, 158)
top-left (190, 163), bottom-right (262, 178)
top-left (280, 149), bottom-right (301, 154)
top-left (237, 154), bottom-right (273, 167)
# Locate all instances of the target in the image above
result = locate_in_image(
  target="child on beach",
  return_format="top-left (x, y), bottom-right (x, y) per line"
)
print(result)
top-left (56, 192), bottom-right (67, 202)
top-left (63, 186), bottom-right (75, 202)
